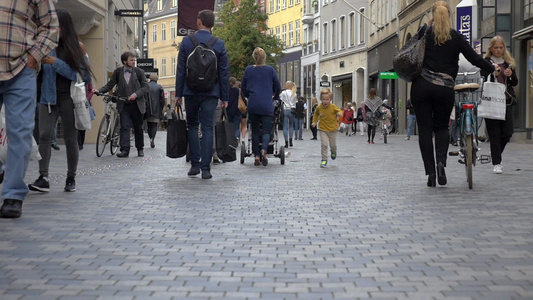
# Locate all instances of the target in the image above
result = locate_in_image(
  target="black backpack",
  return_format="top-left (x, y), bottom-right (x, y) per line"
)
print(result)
top-left (186, 34), bottom-right (218, 92)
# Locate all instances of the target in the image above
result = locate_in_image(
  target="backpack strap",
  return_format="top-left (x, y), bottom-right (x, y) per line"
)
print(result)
top-left (189, 34), bottom-right (199, 47)
top-left (206, 36), bottom-right (218, 47)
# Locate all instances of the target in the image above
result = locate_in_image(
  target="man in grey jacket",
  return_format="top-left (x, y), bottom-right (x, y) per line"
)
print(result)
top-left (146, 74), bottom-right (165, 148)
top-left (93, 52), bottom-right (149, 157)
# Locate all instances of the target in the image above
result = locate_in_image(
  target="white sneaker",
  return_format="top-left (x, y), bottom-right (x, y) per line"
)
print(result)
top-left (493, 164), bottom-right (503, 174)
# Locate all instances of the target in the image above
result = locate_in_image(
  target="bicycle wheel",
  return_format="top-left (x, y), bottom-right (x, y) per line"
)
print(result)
top-left (383, 129), bottom-right (387, 144)
top-left (465, 134), bottom-right (474, 189)
top-left (96, 116), bottom-right (110, 157)
top-left (110, 120), bottom-right (120, 155)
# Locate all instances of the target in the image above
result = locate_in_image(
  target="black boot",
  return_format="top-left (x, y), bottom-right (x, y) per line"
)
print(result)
top-left (289, 138), bottom-right (293, 147)
top-left (285, 141), bottom-right (288, 148)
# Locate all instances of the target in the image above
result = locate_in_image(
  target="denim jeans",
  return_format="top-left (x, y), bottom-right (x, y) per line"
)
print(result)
top-left (407, 114), bottom-right (416, 138)
top-left (0, 68), bottom-right (36, 201)
top-left (294, 117), bottom-right (304, 139)
top-left (282, 108), bottom-right (294, 142)
top-left (248, 113), bottom-right (273, 157)
top-left (185, 96), bottom-right (218, 171)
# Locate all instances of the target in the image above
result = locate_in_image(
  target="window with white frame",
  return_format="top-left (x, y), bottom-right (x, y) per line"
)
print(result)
top-left (171, 20), bottom-right (176, 39)
top-left (288, 22), bottom-right (293, 47)
top-left (289, 0), bottom-right (294, 7)
top-left (157, 0), bottom-right (162, 11)
top-left (152, 24), bottom-right (157, 43)
top-left (276, 0), bottom-right (280, 11)
top-left (172, 0), bottom-right (177, 8)
top-left (303, 28), bottom-right (308, 44)
top-left (282, 24), bottom-right (287, 45)
top-left (276, 26), bottom-right (280, 41)
top-left (161, 22), bottom-right (166, 41)
top-left (340, 16), bottom-right (345, 49)
top-left (161, 58), bottom-right (166, 77)
top-left (324, 0), bottom-right (329, 5)
top-left (270, 0), bottom-right (274, 13)
top-left (323, 22), bottom-right (328, 53)
top-left (296, 0), bottom-right (300, 4)
top-left (295, 21), bottom-right (300, 45)
top-left (349, 12), bottom-right (355, 46)
top-left (331, 19), bottom-right (336, 52)
top-left (282, 0), bottom-right (287, 9)
top-left (359, 8), bottom-right (365, 44)
top-left (171, 56), bottom-right (176, 75)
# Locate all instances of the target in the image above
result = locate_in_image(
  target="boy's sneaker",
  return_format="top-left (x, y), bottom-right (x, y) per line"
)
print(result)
top-left (28, 175), bottom-right (50, 192)
top-left (493, 164), bottom-right (503, 174)
top-left (331, 152), bottom-right (337, 160)
top-left (320, 160), bottom-right (328, 168)
top-left (64, 177), bottom-right (76, 192)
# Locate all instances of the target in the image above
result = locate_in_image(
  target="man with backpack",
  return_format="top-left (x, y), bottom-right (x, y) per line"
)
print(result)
top-left (175, 9), bottom-right (229, 180)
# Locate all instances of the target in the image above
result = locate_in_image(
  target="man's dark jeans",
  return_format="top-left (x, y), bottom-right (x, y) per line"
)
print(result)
top-left (185, 96), bottom-right (218, 171)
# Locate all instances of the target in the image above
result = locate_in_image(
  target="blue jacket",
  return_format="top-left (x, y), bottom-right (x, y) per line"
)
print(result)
top-left (176, 29), bottom-right (230, 102)
top-left (40, 49), bottom-right (91, 106)
top-left (241, 65), bottom-right (281, 116)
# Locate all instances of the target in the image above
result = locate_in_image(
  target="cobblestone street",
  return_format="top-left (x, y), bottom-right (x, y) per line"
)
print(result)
top-left (1, 129), bottom-right (532, 300)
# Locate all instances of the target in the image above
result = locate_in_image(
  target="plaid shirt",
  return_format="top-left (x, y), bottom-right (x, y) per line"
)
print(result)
top-left (0, 0), bottom-right (59, 81)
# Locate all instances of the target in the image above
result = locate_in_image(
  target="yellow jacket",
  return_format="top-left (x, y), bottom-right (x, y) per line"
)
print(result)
top-left (312, 103), bottom-right (342, 132)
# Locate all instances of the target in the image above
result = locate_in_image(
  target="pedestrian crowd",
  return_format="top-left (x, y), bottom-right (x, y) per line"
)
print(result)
top-left (0, 1), bottom-right (520, 219)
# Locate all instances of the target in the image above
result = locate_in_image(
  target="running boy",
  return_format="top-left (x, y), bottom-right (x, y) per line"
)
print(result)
top-left (311, 88), bottom-right (343, 168)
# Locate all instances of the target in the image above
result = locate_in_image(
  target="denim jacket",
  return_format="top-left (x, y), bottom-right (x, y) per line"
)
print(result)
top-left (40, 49), bottom-right (91, 108)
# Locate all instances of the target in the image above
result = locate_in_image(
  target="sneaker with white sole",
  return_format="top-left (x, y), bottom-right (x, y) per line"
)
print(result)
top-left (28, 175), bottom-right (50, 192)
top-left (64, 177), bottom-right (76, 192)
top-left (320, 160), bottom-right (328, 168)
top-left (493, 164), bottom-right (503, 174)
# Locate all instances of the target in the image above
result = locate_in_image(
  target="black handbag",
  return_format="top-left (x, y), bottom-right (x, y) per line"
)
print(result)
top-left (166, 106), bottom-right (188, 158)
top-left (393, 25), bottom-right (429, 82)
top-left (215, 108), bottom-right (237, 162)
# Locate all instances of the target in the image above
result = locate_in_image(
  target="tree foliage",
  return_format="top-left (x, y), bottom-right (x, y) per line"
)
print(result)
top-left (213, 0), bottom-right (284, 80)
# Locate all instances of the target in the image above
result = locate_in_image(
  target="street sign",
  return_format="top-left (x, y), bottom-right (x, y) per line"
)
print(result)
top-left (379, 72), bottom-right (399, 79)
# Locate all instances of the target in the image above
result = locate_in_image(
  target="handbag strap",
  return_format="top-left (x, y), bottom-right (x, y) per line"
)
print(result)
top-left (176, 105), bottom-right (185, 120)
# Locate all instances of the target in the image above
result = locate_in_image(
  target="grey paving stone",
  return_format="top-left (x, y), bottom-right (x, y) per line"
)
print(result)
top-left (0, 131), bottom-right (531, 299)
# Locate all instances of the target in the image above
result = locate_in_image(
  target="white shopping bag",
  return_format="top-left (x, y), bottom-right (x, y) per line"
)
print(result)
top-left (478, 81), bottom-right (506, 120)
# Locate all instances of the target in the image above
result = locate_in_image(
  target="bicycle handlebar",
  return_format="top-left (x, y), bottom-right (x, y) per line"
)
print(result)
top-left (94, 92), bottom-right (128, 102)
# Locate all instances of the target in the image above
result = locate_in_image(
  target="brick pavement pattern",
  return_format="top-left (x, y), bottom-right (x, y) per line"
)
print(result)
top-left (1, 130), bottom-right (532, 300)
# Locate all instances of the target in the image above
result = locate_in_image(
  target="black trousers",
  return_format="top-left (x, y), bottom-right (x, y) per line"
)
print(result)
top-left (119, 103), bottom-right (144, 152)
top-left (411, 78), bottom-right (455, 175)
top-left (485, 106), bottom-right (514, 165)
top-left (147, 121), bottom-right (158, 140)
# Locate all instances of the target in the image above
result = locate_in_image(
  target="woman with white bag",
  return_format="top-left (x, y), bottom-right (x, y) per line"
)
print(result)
top-left (480, 36), bottom-right (518, 174)
top-left (28, 9), bottom-right (93, 193)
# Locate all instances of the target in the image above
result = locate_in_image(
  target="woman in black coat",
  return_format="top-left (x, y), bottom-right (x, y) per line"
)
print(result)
top-left (480, 36), bottom-right (518, 174)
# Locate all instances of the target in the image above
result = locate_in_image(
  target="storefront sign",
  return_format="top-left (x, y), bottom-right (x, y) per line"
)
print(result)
top-left (379, 72), bottom-right (398, 79)
top-left (114, 10), bottom-right (142, 17)
top-left (456, 0), bottom-right (478, 46)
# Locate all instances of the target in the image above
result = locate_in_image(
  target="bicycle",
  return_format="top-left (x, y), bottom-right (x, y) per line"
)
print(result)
top-left (449, 72), bottom-right (491, 189)
top-left (379, 108), bottom-right (392, 144)
top-left (94, 92), bottom-right (127, 157)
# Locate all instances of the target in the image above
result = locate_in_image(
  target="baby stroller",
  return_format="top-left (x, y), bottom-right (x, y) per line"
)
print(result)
top-left (240, 100), bottom-right (285, 165)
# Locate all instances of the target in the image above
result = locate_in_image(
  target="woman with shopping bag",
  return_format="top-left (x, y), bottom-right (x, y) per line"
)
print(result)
top-left (480, 36), bottom-right (518, 174)
top-left (28, 9), bottom-right (93, 193)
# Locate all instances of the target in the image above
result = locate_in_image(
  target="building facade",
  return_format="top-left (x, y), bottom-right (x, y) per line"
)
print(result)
top-left (319, 0), bottom-right (368, 111)
top-left (54, 0), bottom-right (141, 143)
top-left (267, 0), bottom-right (304, 93)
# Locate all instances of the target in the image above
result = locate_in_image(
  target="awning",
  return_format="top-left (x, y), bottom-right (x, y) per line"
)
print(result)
top-left (512, 25), bottom-right (533, 40)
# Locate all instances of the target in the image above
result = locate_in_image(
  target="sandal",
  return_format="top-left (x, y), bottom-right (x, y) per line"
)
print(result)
top-left (254, 156), bottom-right (260, 166)
top-left (261, 150), bottom-right (268, 166)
